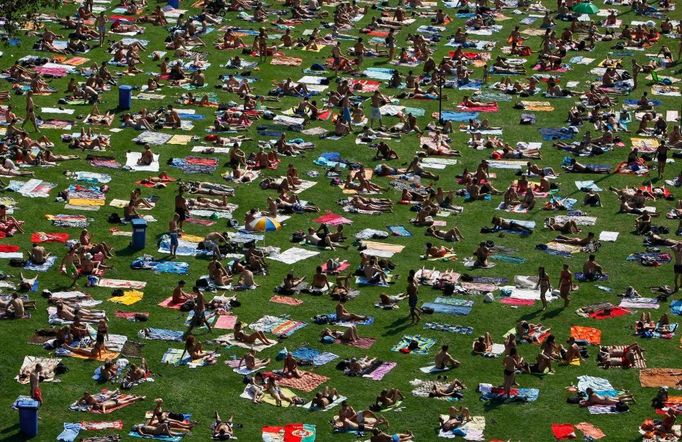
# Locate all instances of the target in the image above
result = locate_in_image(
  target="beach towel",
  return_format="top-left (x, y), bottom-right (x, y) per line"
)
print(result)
top-left (570, 326), bottom-right (602, 345)
top-left (589, 307), bottom-right (631, 320)
top-left (639, 368), bottom-right (682, 388)
top-left (362, 361), bottom-right (397, 381)
top-left (125, 152), bottom-right (160, 172)
top-left (599, 231), bottom-right (619, 242)
top-left (290, 347), bottom-right (339, 366)
top-left (108, 290), bottom-right (143, 306)
top-left (424, 322), bottom-right (474, 335)
top-left (24, 256), bottom-right (57, 272)
top-left (479, 383), bottom-right (539, 402)
top-left (262, 424), bottom-right (316, 442)
top-left (387, 225), bottom-right (412, 237)
top-left (391, 335), bottom-right (436, 355)
top-left (672, 300), bottom-right (682, 315)
top-left (619, 297), bottom-right (660, 309)
top-left (313, 213), bottom-right (352, 225)
top-left (213, 334), bottom-right (277, 352)
top-left (551, 424), bottom-right (576, 440)
top-left (277, 371), bottom-right (329, 392)
top-left (98, 279), bottom-right (146, 289)
top-left (604, 345), bottom-right (647, 368)
top-left (268, 247), bottom-right (319, 264)
top-left (214, 315), bottom-right (237, 330)
top-left (139, 328), bottom-right (184, 341)
top-left (15, 356), bottom-right (62, 384)
top-left (574, 423), bottom-right (605, 440)
top-left (128, 431), bottom-right (182, 442)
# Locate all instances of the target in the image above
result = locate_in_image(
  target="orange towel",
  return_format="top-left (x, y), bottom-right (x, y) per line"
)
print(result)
top-left (570, 326), bottom-right (602, 345)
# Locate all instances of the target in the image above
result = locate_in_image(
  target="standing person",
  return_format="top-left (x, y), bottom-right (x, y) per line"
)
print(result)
top-left (185, 287), bottom-right (212, 335)
top-left (535, 267), bottom-right (551, 311)
top-left (407, 271), bottom-right (420, 325)
top-left (655, 141), bottom-right (669, 178)
top-left (672, 242), bottom-right (682, 291)
top-left (385, 29), bottom-right (396, 61)
top-left (168, 213), bottom-right (180, 259)
top-left (369, 90), bottom-right (389, 129)
top-left (558, 264), bottom-right (573, 307)
top-left (631, 58), bottom-right (642, 89)
top-left (30, 364), bottom-right (43, 404)
top-left (22, 91), bottom-right (39, 133)
top-left (96, 12), bottom-right (107, 47)
top-left (174, 187), bottom-right (188, 232)
top-left (502, 348), bottom-right (521, 398)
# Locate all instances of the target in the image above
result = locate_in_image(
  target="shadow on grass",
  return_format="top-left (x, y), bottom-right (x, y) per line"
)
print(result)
top-left (541, 307), bottom-right (564, 319)
top-left (382, 316), bottom-right (413, 336)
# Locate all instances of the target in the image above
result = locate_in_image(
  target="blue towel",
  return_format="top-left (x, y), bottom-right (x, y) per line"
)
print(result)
top-left (128, 431), bottom-right (183, 442)
top-left (144, 328), bottom-right (184, 341)
top-left (24, 256), bottom-right (57, 272)
top-left (57, 423), bottom-right (81, 442)
top-left (291, 347), bottom-right (339, 366)
top-left (177, 113), bottom-right (204, 120)
top-left (326, 313), bottom-right (375, 326)
top-left (388, 225), bottom-right (412, 237)
top-left (356, 276), bottom-right (390, 287)
top-left (440, 111), bottom-right (479, 121)
top-left (539, 127), bottom-right (575, 141)
top-left (575, 272), bottom-right (608, 282)
top-left (153, 261), bottom-right (190, 275)
top-left (491, 254), bottom-right (526, 264)
top-left (422, 303), bottom-right (472, 316)
top-left (481, 387), bottom-right (539, 402)
top-left (671, 300), bottom-right (682, 316)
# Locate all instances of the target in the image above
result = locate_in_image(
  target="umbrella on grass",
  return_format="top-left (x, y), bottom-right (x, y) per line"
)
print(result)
top-left (573, 2), bottom-right (599, 14)
top-left (248, 216), bottom-right (281, 232)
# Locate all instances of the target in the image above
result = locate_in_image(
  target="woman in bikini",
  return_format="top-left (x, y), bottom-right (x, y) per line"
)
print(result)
top-left (233, 321), bottom-right (273, 346)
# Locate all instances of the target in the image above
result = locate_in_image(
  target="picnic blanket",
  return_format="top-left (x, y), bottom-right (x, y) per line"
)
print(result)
top-left (639, 368), bottom-right (682, 388)
top-left (390, 335), bottom-right (437, 355)
top-left (276, 371), bottom-right (329, 392)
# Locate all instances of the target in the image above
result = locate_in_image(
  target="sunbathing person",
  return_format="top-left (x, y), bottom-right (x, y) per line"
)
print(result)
top-left (554, 231), bottom-right (596, 246)
top-left (281, 353), bottom-right (303, 378)
top-left (374, 388), bottom-right (404, 409)
top-left (122, 359), bottom-right (150, 388)
top-left (335, 299), bottom-right (367, 322)
top-left (440, 405), bottom-right (472, 431)
top-left (265, 377), bottom-right (304, 406)
top-left (430, 380), bottom-right (466, 398)
top-left (211, 411), bottom-right (235, 440)
top-left (491, 216), bottom-right (533, 234)
top-left (423, 242), bottom-right (455, 260)
top-left (321, 325), bottom-right (360, 344)
top-left (370, 428), bottom-right (414, 442)
top-left (133, 423), bottom-right (183, 438)
top-left (425, 226), bottom-right (464, 242)
top-left (472, 332), bottom-right (494, 355)
top-left (311, 386), bottom-right (341, 409)
top-left (333, 403), bottom-right (387, 431)
top-left (434, 345), bottom-right (460, 369)
top-left (77, 389), bottom-right (144, 413)
top-left (545, 217), bottom-right (580, 234)
top-left (63, 338), bottom-right (105, 359)
top-left (233, 321), bottom-right (273, 346)
top-left (597, 343), bottom-right (644, 368)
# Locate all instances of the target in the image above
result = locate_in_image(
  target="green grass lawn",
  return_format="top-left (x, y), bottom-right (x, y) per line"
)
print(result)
top-left (0, 0), bottom-right (680, 440)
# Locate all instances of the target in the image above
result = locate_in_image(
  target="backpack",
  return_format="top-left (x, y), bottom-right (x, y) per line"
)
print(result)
top-left (180, 299), bottom-right (196, 312)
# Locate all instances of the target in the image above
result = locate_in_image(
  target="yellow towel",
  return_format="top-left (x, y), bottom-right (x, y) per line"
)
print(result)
top-left (108, 290), bottom-right (144, 306)
top-left (68, 198), bottom-right (105, 207)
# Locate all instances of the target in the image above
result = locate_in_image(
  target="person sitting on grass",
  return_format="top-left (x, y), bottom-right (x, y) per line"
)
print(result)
top-left (439, 405), bottom-right (472, 432)
top-left (472, 332), bottom-right (494, 355)
top-left (374, 388), bottom-right (405, 409)
top-left (435, 345), bottom-right (460, 369)
top-left (335, 298), bottom-right (367, 322)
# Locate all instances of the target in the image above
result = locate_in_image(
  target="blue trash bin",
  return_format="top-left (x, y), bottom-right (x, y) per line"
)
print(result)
top-left (131, 218), bottom-right (148, 250)
top-left (118, 85), bottom-right (133, 110)
top-left (168, 0), bottom-right (180, 8)
top-left (16, 399), bottom-right (39, 437)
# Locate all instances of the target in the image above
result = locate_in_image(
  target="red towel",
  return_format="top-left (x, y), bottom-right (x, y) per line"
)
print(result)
top-left (0, 244), bottom-right (19, 252)
top-left (589, 307), bottom-right (630, 320)
top-left (457, 103), bottom-right (499, 112)
top-left (500, 298), bottom-right (535, 306)
top-left (551, 423), bottom-right (576, 440)
top-left (31, 232), bottom-right (69, 243)
top-left (313, 213), bottom-right (353, 225)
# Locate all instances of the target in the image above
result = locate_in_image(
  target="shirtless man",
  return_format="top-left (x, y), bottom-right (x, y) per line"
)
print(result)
top-left (582, 255), bottom-right (604, 280)
top-left (212, 411), bottom-right (234, 440)
top-left (311, 266), bottom-right (331, 291)
top-left (558, 264), bottom-right (573, 307)
top-left (137, 144), bottom-right (155, 166)
top-left (4, 293), bottom-right (25, 318)
top-left (434, 345), bottom-right (460, 369)
top-left (370, 428), bottom-right (414, 442)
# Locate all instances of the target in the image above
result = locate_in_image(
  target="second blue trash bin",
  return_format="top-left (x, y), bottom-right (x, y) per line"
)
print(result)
top-left (118, 85), bottom-right (132, 110)
top-left (131, 218), bottom-right (148, 249)
top-left (16, 398), bottom-right (40, 438)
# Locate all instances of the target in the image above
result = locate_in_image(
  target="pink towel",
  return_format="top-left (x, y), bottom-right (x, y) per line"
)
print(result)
top-left (215, 315), bottom-right (237, 330)
top-left (367, 361), bottom-right (397, 381)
